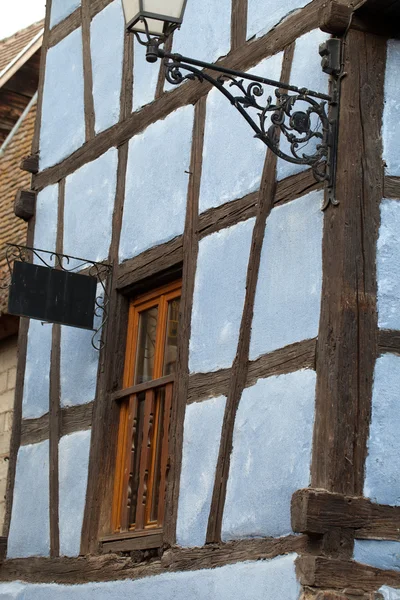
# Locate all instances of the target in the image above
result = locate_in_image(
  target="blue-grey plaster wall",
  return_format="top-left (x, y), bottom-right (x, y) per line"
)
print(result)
top-left (277, 29), bottom-right (329, 181)
top-left (380, 586), bottom-right (400, 600)
top-left (0, 554), bottom-right (301, 600)
top-left (132, 38), bottom-right (158, 111)
top-left (50, 0), bottom-right (80, 28)
top-left (40, 28), bottom-right (85, 170)
top-left (63, 148), bottom-right (117, 264)
top-left (383, 40), bottom-right (400, 176)
top-left (176, 396), bottom-right (226, 547)
top-left (32, 184), bottom-right (58, 265)
top-left (22, 320), bottom-right (52, 419)
top-left (60, 289), bottom-right (102, 407)
top-left (91, 0), bottom-right (124, 133)
top-left (119, 105), bottom-right (194, 262)
top-left (247, 0), bottom-right (311, 40)
top-left (7, 441), bottom-right (50, 558)
top-left (377, 199), bottom-right (400, 330)
top-left (189, 218), bottom-right (255, 374)
top-left (364, 353), bottom-right (400, 506)
top-left (198, 52), bottom-right (283, 213)
top-left (354, 540), bottom-right (400, 572)
top-left (222, 369), bottom-right (316, 540)
top-left (168, 0), bottom-right (231, 67)
top-left (250, 190), bottom-right (323, 359)
top-left (59, 431), bottom-right (91, 557)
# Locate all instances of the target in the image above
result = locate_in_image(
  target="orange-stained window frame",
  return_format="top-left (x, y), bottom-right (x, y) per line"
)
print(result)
top-left (112, 280), bottom-right (181, 535)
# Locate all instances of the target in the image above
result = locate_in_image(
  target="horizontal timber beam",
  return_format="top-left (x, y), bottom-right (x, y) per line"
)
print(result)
top-left (378, 329), bottom-right (400, 355)
top-left (33, 0), bottom-right (328, 192)
top-left (292, 488), bottom-right (400, 541)
top-left (0, 535), bottom-right (307, 584)
top-left (188, 338), bottom-right (316, 404)
top-left (296, 555), bottom-right (400, 591)
top-left (20, 401), bottom-right (94, 446)
top-left (384, 177), bottom-right (400, 199)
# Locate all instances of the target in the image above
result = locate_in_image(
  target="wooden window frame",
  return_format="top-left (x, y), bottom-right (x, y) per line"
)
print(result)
top-left (106, 280), bottom-right (181, 550)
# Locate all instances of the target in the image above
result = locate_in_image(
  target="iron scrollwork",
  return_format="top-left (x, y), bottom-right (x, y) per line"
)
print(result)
top-left (1, 244), bottom-right (113, 351)
top-left (164, 54), bottom-right (339, 209)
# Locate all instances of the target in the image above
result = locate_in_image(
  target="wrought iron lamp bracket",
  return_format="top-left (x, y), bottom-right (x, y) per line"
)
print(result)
top-left (0, 244), bottom-right (113, 351)
top-left (135, 21), bottom-right (343, 210)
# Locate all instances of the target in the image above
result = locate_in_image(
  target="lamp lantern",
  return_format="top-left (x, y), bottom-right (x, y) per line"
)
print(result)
top-left (122, 0), bottom-right (187, 36)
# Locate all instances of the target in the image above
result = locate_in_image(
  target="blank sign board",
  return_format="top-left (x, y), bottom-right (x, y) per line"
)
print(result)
top-left (8, 261), bottom-right (97, 330)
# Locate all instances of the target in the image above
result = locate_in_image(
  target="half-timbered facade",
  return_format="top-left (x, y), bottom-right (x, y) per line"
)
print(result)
top-left (1, 0), bottom-right (400, 597)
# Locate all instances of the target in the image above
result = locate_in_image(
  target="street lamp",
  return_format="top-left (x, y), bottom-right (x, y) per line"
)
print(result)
top-left (123, 0), bottom-right (342, 210)
top-left (122, 0), bottom-right (187, 36)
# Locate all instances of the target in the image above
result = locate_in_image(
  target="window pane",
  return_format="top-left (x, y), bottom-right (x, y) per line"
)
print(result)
top-left (163, 298), bottom-right (180, 376)
top-left (149, 387), bottom-right (165, 524)
top-left (135, 306), bottom-right (158, 384)
top-left (128, 392), bottom-right (145, 527)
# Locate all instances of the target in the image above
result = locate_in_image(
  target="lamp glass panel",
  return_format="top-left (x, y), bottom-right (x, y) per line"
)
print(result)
top-left (143, 0), bottom-right (186, 20)
top-left (121, 0), bottom-right (140, 23)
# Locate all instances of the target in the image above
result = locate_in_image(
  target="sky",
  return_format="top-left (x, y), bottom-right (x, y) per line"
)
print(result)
top-left (0, 0), bottom-right (46, 41)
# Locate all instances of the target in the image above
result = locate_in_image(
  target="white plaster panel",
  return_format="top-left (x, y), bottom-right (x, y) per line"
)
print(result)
top-left (364, 353), bottom-right (400, 506)
top-left (40, 28), bottom-right (85, 170)
top-left (2, 554), bottom-right (300, 600)
top-left (167, 0), bottom-right (231, 73)
top-left (383, 40), bottom-right (400, 176)
top-left (199, 52), bottom-right (283, 213)
top-left (222, 370), bottom-right (316, 540)
top-left (247, 0), bottom-right (311, 39)
top-left (380, 587), bottom-right (400, 600)
top-left (33, 184), bottom-right (58, 265)
top-left (22, 320), bottom-right (52, 419)
top-left (277, 29), bottom-right (330, 181)
top-left (7, 441), bottom-right (50, 558)
top-left (119, 105), bottom-right (194, 261)
top-left (91, 0), bottom-right (124, 133)
top-left (0, 583), bottom-right (25, 599)
top-left (50, 0), bottom-right (81, 28)
top-left (59, 430), bottom-right (91, 557)
top-left (132, 37), bottom-right (159, 111)
top-left (189, 218), bottom-right (255, 374)
top-left (250, 190), bottom-right (323, 359)
top-left (60, 322), bottom-right (99, 408)
top-left (354, 540), bottom-right (400, 572)
top-left (176, 396), bottom-right (226, 547)
top-left (377, 199), bottom-right (400, 330)
top-left (64, 148), bottom-right (117, 264)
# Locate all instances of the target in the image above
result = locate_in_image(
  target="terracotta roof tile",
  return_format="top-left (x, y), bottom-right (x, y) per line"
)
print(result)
top-left (0, 21), bottom-right (44, 73)
top-left (0, 102), bottom-right (35, 315)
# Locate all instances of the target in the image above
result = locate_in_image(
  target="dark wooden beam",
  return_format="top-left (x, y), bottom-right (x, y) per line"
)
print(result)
top-left (14, 190), bottom-right (36, 221)
top-left (20, 154), bottom-right (39, 174)
top-left (296, 555), bottom-right (400, 590)
top-left (378, 329), bottom-right (400, 355)
top-left (319, 1), bottom-right (352, 35)
top-left (292, 488), bottom-right (400, 540)
top-left (0, 535), bottom-right (307, 584)
top-left (384, 176), bottom-right (400, 199)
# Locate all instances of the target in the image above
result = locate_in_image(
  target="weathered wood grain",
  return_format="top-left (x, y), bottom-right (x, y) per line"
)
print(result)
top-left (31, 0), bottom-right (52, 154)
top-left (247, 338), bottom-right (316, 386)
top-left (384, 176), bottom-right (400, 199)
top-left (378, 329), bottom-right (400, 355)
top-left (164, 97), bottom-right (206, 546)
top-left (0, 535), bottom-right (307, 583)
top-left (311, 31), bottom-right (385, 497)
top-left (20, 401), bottom-right (94, 446)
top-left (198, 192), bottom-right (258, 239)
top-left (33, 0), bottom-right (327, 191)
top-left (20, 154), bottom-right (39, 174)
top-left (81, 0), bottom-right (96, 141)
top-left (231, 0), bottom-right (248, 51)
top-left (274, 169), bottom-right (323, 206)
top-left (187, 369), bottom-right (232, 404)
top-left (14, 190), bottom-right (36, 221)
top-left (120, 31), bottom-right (134, 120)
top-left (116, 236), bottom-right (184, 292)
top-left (81, 143), bottom-right (130, 553)
top-left (296, 555), bottom-right (400, 591)
top-left (292, 488), bottom-right (400, 541)
top-left (206, 43), bottom-right (295, 544)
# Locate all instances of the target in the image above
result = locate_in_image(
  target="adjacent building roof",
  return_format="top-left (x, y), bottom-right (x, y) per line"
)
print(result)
top-left (0, 22), bottom-right (43, 323)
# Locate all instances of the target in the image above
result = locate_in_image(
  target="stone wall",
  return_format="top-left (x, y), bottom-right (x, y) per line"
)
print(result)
top-left (0, 335), bottom-right (17, 530)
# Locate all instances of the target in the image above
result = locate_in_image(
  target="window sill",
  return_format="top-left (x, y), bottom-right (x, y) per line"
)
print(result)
top-left (100, 529), bottom-right (163, 553)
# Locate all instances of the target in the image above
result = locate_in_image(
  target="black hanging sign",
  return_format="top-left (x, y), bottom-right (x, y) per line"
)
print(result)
top-left (8, 261), bottom-right (97, 330)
